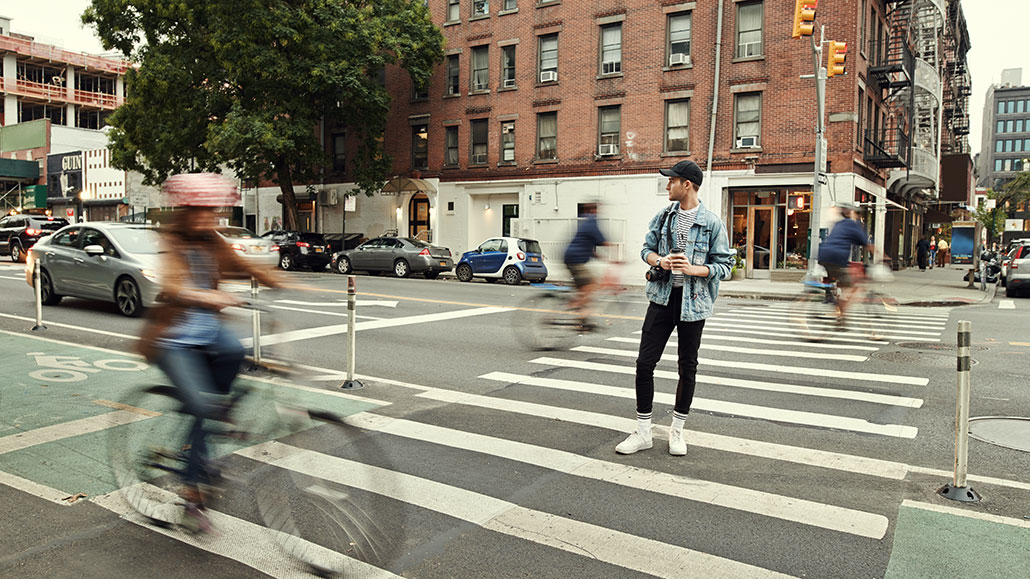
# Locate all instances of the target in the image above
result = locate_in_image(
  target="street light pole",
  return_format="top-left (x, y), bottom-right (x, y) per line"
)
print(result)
top-left (807, 26), bottom-right (827, 276)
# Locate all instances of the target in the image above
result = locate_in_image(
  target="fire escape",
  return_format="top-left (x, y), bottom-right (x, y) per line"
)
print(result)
top-left (941, 0), bottom-right (971, 154)
top-left (865, 1), bottom-right (913, 169)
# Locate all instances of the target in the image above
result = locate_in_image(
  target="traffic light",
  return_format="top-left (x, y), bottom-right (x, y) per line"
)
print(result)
top-left (827, 41), bottom-right (847, 77)
top-left (788, 194), bottom-right (807, 210)
top-left (792, 0), bottom-right (818, 38)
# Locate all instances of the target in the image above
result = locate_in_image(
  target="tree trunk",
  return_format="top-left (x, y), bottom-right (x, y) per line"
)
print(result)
top-left (277, 158), bottom-right (301, 231)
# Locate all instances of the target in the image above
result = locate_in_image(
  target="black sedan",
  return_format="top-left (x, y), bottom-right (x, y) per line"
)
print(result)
top-left (332, 237), bottom-right (453, 278)
top-left (261, 230), bottom-right (332, 271)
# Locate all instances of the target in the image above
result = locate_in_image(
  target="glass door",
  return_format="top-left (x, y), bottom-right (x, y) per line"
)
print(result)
top-left (749, 206), bottom-right (774, 278)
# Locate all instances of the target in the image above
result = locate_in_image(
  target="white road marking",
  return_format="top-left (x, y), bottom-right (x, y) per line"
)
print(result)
top-left (347, 413), bottom-right (889, 539)
top-left (92, 489), bottom-right (396, 578)
top-left (714, 312), bottom-right (944, 335)
top-left (606, 336), bottom-right (868, 362)
top-left (999, 300), bottom-right (1016, 309)
top-left (267, 304), bottom-right (383, 320)
top-left (0, 471), bottom-right (73, 505)
top-left (569, 346), bottom-right (931, 386)
top-left (521, 359), bottom-right (923, 407)
top-left (669, 325), bottom-right (897, 345)
top-left (481, 372), bottom-right (918, 438)
top-left (238, 442), bottom-right (795, 579)
top-left (901, 500), bottom-right (1030, 529)
top-left (275, 299), bottom-right (399, 308)
top-left (735, 306), bottom-right (949, 324)
top-left (0, 313), bottom-right (136, 340)
top-left (242, 306), bottom-right (512, 347)
top-left (0, 410), bottom-right (152, 455)
top-left (665, 334), bottom-right (881, 351)
top-left (703, 318), bottom-right (938, 342)
top-left (0, 275), bottom-right (24, 281)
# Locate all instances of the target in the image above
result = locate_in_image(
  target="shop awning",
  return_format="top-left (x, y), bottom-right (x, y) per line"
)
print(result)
top-left (0, 158), bottom-right (40, 181)
top-left (380, 177), bottom-right (437, 195)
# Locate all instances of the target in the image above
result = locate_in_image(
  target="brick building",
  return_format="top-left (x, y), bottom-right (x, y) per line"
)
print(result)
top-left (264, 0), bottom-right (971, 277)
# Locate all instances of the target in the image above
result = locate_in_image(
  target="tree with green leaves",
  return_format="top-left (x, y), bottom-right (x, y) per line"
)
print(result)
top-left (83, 0), bottom-right (444, 230)
top-left (977, 174), bottom-right (1030, 246)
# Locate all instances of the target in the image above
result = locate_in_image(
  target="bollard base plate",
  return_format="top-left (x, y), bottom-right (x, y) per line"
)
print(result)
top-left (340, 379), bottom-right (364, 390)
top-left (30, 325), bottom-right (47, 331)
top-left (937, 484), bottom-right (981, 503)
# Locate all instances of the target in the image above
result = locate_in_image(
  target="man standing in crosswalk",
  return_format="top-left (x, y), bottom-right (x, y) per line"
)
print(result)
top-left (617, 160), bottom-right (733, 456)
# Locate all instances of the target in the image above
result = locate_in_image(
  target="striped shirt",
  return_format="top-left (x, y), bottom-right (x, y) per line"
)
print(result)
top-left (672, 206), bottom-right (698, 288)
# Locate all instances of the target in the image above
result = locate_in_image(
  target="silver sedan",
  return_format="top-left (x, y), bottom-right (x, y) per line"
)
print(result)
top-left (332, 237), bottom-right (453, 278)
top-left (26, 222), bottom-right (161, 317)
top-left (217, 226), bottom-right (278, 269)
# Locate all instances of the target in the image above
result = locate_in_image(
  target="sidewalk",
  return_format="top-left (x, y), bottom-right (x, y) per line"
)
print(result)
top-left (718, 265), bottom-right (997, 307)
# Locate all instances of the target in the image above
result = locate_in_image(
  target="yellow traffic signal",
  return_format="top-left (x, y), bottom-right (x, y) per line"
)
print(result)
top-left (827, 41), bottom-right (847, 77)
top-left (792, 0), bottom-right (818, 38)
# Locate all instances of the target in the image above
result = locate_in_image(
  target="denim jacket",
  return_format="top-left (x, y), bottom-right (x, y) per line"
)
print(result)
top-left (640, 201), bottom-right (734, 321)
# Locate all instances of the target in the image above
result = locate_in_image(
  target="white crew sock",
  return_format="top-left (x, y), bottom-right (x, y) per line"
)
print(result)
top-left (636, 412), bottom-right (653, 437)
top-left (671, 411), bottom-right (688, 432)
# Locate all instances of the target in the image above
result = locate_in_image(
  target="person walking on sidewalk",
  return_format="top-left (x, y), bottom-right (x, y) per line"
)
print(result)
top-left (916, 235), bottom-right (930, 271)
top-left (937, 237), bottom-right (949, 267)
top-left (616, 160), bottom-right (733, 456)
top-left (929, 235), bottom-right (937, 269)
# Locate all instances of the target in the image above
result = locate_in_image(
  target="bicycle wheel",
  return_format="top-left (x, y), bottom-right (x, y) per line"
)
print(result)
top-left (853, 289), bottom-right (896, 341)
top-left (513, 291), bottom-right (579, 351)
top-left (589, 288), bottom-right (631, 336)
top-left (790, 289), bottom-right (839, 342)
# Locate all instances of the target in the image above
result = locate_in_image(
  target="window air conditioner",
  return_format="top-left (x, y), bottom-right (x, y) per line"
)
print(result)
top-left (736, 136), bottom-right (759, 149)
top-left (473, 1), bottom-right (488, 16)
top-left (503, 78), bottom-right (517, 88)
top-left (503, 149), bottom-right (515, 161)
top-left (598, 144), bottom-right (618, 156)
top-left (540, 70), bottom-right (558, 83)
top-left (472, 153), bottom-right (488, 164)
top-left (601, 61), bottom-right (620, 75)
top-left (669, 53), bottom-right (691, 66)
top-left (318, 189), bottom-right (339, 206)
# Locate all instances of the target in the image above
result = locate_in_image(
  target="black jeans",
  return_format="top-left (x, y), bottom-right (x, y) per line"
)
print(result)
top-left (635, 287), bottom-right (706, 415)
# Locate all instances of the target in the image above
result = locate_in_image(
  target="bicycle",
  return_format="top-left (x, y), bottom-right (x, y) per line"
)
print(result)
top-left (790, 263), bottom-right (898, 342)
top-left (513, 264), bottom-right (631, 351)
top-left (106, 297), bottom-right (405, 577)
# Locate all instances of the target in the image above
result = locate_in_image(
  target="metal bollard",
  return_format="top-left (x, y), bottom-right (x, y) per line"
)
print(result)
top-left (250, 277), bottom-right (262, 367)
top-left (31, 263), bottom-right (46, 331)
top-left (340, 275), bottom-right (363, 389)
top-left (938, 320), bottom-right (981, 503)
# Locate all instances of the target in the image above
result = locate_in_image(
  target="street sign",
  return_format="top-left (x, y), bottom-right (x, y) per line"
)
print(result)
top-left (817, 174), bottom-right (828, 185)
top-left (818, 138), bottom-right (828, 173)
top-left (65, 208), bottom-right (74, 218)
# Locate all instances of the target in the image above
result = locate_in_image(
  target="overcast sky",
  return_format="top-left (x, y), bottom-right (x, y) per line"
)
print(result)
top-left (3, 0), bottom-right (1023, 158)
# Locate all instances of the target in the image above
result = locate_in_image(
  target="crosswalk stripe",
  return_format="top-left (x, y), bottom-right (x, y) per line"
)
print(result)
top-left (568, 346), bottom-right (931, 386)
top-left (525, 359), bottom-right (924, 407)
top-left (415, 388), bottom-right (911, 479)
top-left (669, 334), bottom-right (881, 351)
top-left (0, 410), bottom-right (153, 455)
top-left (482, 372), bottom-right (917, 438)
top-left (705, 317), bottom-right (939, 341)
top-left (667, 325), bottom-right (896, 345)
top-left (92, 489), bottom-right (394, 578)
top-left (734, 306), bottom-right (949, 324)
top-left (238, 441), bottom-right (795, 579)
top-left (345, 413), bottom-right (890, 539)
top-left (999, 300), bottom-right (1016, 310)
top-left (714, 312), bottom-right (944, 334)
top-left (606, 336), bottom-right (868, 362)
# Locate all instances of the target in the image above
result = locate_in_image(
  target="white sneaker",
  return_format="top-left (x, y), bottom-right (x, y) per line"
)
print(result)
top-left (615, 431), bottom-right (653, 455)
top-left (668, 429), bottom-right (687, 456)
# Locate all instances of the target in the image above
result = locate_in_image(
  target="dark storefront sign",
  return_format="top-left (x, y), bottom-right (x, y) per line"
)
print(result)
top-left (46, 152), bottom-right (84, 201)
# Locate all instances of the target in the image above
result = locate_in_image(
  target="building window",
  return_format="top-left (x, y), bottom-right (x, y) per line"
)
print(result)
top-left (598, 106), bottom-right (620, 155)
top-left (1018, 139), bottom-right (1024, 153)
top-left (470, 119), bottom-right (488, 164)
top-left (859, 0), bottom-right (867, 54)
top-left (1004, 159), bottom-right (1012, 171)
top-left (445, 126), bottom-right (459, 166)
top-left (448, 0), bottom-right (460, 22)
top-left (1008, 120), bottom-right (1015, 132)
top-left (501, 121), bottom-right (516, 162)
top-left (1019, 120), bottom-right (1025, 133)
top-left (471, 46), bottom-right (489, 91)
top-left (998, 120), bottom-right (1005, 133)
top-left (333, 133), bottom-right (346, 172)
top-left (998, 101), bottom-right (1006, 115)
top-left (736, 1), bottom-right (763, 58)
top-left (665, 99), bottom-right (690, 153)
top-left (1025, 138), bottom-right (1030, 150)
top-left (538, 34), bottom-right (558, 83)
top-left (504, 0), bottom-right (517, 10)
top-left (997, 140), bottom-right (1005, 153)
top-left (599, 23), bottom-right (622, 75)
top-left (1006, 140), bottom-right (1014, 153)
top-left (667, 12), bottom-right (691, 66)
top-left (412, 81), bottom-right (428, 101)
top-left (501, 45), bottom-right (516, 88)
top-left (856, 90), bottom-right (864, 147)
top-left (1007, 101), bottom-right (1015, 114)
top-left (473, 0), bottom-right (489, 17)
top-left (447, 55), bottom-right (460, 96)
top-left (734, 93), bottom-right (762, 147)
top-left (995, 159), bottom-right (1003, 171)
top-left (1019, 100), bottom-right (1026, 114)
top-left (537, 112), bottom-right (557, 160)
top-left (411, 124), bottom-right (428, 170)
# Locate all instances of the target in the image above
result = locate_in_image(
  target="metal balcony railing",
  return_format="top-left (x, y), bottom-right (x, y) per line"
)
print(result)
top-left (868, 39), bottom-right (914, 90)
top-left (864, 128), bottom-right (910, 169)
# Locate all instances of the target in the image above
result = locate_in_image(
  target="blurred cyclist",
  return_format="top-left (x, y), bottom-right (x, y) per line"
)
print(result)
top-left (816, 202), bottom-right (875, 320)
top-left (563, 202), bottom-right (613, 326)
top-left (137, 173), bottom-right (282, 528)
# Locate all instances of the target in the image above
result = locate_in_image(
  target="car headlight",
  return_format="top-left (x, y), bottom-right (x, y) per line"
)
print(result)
top-left (140, 268), bottom-right (160, 282)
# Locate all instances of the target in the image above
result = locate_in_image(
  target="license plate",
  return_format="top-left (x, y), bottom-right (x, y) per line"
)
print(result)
top-left (439, 261), bottom-right (447, 267)
top-left (314, 247), bottom-right (323, 253)
top-left (252, 246), bottom-right (265, 252)
top-left (530, 257), bottom-right (538, 262)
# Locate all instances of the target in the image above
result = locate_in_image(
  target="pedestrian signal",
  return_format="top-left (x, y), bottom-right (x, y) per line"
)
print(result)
top-left (788, 194), bottom-right (807, 210)
top-left (792, 0), bottom-right (818, 38)
top-left (827, 41), bottom-right (847, 77)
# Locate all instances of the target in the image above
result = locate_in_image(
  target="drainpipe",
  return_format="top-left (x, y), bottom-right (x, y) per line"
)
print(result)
top-left (704, 0), bottom-right (726, 201)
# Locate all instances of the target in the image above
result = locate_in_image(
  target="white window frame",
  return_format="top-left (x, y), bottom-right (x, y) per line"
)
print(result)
top-left (734, 93), bottom-right (762, 147)
top-left (735, 1), bottom-right (764, 59)
top-left (471, 45), bottom-right (489, 91)
top-left (667, 12), bottom-right (691, 66)
top-left (537, 112), bottom-right (557, 160)
top-left (538, 34), bottom-right (558, 82)
top-left (597, 106), bottom-right (621, 155)
top-left (599, 23), bottom-right (622, 76)
top-left (665, 99), bottom-right (690, 153)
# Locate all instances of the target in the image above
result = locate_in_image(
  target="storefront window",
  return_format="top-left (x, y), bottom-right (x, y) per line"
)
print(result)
top-left (731, 190), bottom-right (811, 274)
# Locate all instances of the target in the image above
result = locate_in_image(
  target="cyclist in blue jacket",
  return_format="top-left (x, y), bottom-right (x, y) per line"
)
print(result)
top-left (817, 202), bottom-right (875, 320)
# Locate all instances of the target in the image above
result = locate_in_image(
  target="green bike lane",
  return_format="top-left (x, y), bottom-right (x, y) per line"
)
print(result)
top-left (0, 330), bottom-right (381, 501)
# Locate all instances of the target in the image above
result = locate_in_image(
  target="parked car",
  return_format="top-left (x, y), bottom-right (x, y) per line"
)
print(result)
top-left (1001, 238), bottom-right (1030, 288)
top-left (25, 222), bottom-right (161, 317)
top-left (1005, 242), bottom-right (1030, 298)
top-left (332, 237), bottom-right (453, 278)
top-left (260, 230), bottom-right (331, 271)
top-left (455, 237), bottom-right (547, 285)
top-left (216, 226), bottom-right (278, 268)
top-left (0, 214), bottom-right (69, 262)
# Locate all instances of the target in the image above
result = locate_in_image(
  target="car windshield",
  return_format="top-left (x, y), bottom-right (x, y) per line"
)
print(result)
top-left (108, 228), bottom-right (161, 254)
top-left (518, 239), bottom-right (542, 254)
top-left (218, 227), bottom-right (255, 238)
top-left (34, 218), bottom-right (69, 231)
top-left (299, 233), bottom-right (326, 244)
top-left (404, 238), bottom-right (431, 248)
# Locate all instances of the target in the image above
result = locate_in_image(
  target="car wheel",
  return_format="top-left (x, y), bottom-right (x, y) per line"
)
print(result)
top-left (393, 259), bottom-right (410, 278)
top-left (335, 256), bottom-right (352, 275)
top-left (40, 269), bottom-right (62, 306)
top-left (503, 266), bottom-right (522, 285)
top-left (116, 277), bottom-right (143, 318)
top-left (10, 241), bottom-right (23, 263)
top-left (456, 263), bottom-right (473, 282)
top-left (279, 253), bottom-right (295, 271)
top-left (424, 271), bottom-right (439, 279)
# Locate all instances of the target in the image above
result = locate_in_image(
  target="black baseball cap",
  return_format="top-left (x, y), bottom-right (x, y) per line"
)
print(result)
top-left (659, 160), bottom-right (704, 187)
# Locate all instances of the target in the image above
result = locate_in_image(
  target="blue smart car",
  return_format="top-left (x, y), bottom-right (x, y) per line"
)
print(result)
top-left (455, 237), bottom-right (547, 285)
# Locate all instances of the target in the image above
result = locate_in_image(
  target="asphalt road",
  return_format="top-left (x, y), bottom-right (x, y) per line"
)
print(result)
top-left (1, 262), bottom-right (1028, 579)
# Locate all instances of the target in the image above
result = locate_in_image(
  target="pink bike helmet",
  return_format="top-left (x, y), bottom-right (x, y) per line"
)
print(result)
top-left (162, 172), bottom-right (241, 207)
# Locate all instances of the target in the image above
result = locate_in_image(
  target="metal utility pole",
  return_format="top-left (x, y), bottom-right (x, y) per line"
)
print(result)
top-left (807, 26), bottom-right (827, 277)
